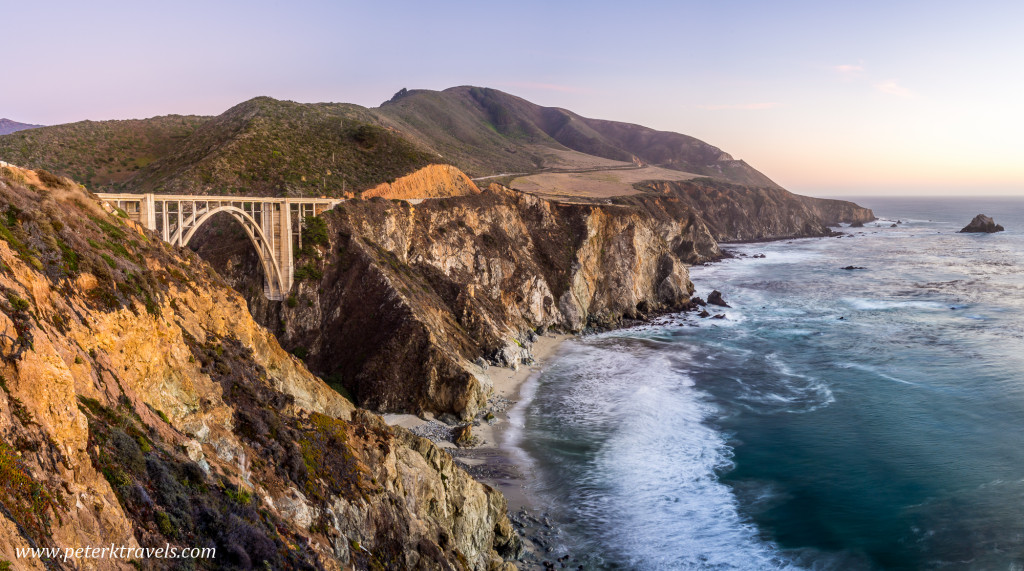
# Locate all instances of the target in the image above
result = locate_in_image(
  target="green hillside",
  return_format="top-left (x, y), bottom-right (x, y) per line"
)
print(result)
top-left (129, 97), bottom-right (436, 196)
top-left (376, 86), bottom-right (781, 187)
top-left (0, 87), bottom-right (780, 197)
top-left (0, 115), bottom-right (206, 189)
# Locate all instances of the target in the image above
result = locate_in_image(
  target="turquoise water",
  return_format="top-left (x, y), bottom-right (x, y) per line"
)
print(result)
top-left (511, 198), bottom-right (1024, 570)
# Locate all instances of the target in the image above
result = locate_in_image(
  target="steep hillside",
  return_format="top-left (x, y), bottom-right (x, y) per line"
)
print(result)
top-left (200, 167), bottom-right (724, 417)
top-left (0, 164), bottom-right (518, 570)
top-left (0, 119), bottom-right (43, 136)
top-left (635, 178), bottom-right (876, 242)
top-left (376, 86), bottom-right (780, 187)
top-left (129, 97), bottom-right (437, 197)
top-left (0, 115), bottom-right (206, 189)
top-left (199, 166), bottom-right (872, 419)
top-left (2, 88), bottom-right (784, 199)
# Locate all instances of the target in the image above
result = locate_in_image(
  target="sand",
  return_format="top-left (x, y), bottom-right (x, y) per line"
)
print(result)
top-left (381, 333), bottom-right (572, 508)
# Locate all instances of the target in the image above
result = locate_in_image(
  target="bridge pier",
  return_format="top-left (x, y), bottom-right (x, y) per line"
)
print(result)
top-left (96, 193), bottom-right (340, 300)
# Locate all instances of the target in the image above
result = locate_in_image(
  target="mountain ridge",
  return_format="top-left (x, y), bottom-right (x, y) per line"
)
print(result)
top-left (1, 87), bottom-right (780, 196)
top-left (0, 118), bottom-right (44, 136)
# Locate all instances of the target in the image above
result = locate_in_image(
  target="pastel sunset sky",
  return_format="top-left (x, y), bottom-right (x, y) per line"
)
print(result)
top-left (2, 0), bottom-right (1022, 195)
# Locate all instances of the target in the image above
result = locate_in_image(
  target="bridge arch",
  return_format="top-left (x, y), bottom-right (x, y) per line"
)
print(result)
top-left (95, 193), bottom-right (341, 300)
top-left (181, 205), bottom-right (286, 297)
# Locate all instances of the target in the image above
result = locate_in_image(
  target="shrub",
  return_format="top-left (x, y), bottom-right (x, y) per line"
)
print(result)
top-left (226, 486), bottom-right (252, 506)
top-left (0, 442), bottom-right (62, 543)
top-left (6, 293), bottom-right (29, 312)
top-left (301, 216), bottom-right (328, 250)
top-left (293, 264), bottom-right (322, 281)
top-left (154, 510), bottom-right (176, 537)
top-left (35, 169), bottom-right (69, 189)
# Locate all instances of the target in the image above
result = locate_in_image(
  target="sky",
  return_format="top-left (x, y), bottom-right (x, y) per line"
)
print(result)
top-left (2, 0), bottom-right (1023, 196)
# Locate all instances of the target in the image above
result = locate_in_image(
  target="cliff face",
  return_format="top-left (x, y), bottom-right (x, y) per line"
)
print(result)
top-left (796, 195), bottom-right (877, 227)
top-left (0, 165), bottom-right (516, 570)
top-left (637, 178), bottom-right (875, 242)
top-left (224, 183), bottom-right (710, 418)
top-left (202, 168), bottom-right (874, 420)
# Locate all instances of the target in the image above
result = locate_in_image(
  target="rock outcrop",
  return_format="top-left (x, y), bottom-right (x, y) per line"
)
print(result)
top-left (361, 164), bottom-right (482, 200)
top-left (0, 164), bottom-right (516, 570)
top-left (636, 178), bottom-right (875, 242)
top-left (959, 214), bottom-right (1005, 233)
top-left (198, 167), bottom-right (874, 420)
top-left (240, 184), bottom-right (706, 418)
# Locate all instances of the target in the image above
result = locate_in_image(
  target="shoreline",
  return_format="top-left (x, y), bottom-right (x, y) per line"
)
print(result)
top-left (382, 333), bottom-right (572, 511)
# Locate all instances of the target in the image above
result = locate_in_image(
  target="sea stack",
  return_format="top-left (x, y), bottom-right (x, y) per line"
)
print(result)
top-left (959, 214), bottom-right (1005, 233)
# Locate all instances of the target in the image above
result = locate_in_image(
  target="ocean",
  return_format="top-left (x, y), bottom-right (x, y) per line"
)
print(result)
top-left (507, 197), bottom-right (1024, 570)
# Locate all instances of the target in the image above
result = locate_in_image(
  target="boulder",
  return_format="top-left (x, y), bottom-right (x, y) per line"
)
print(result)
top-left (707, 290), bottom-right (731, 308)
top-left (453, 424), bottom-right (475, 447)
top-left (959, 214), bottom-right (1005, 233)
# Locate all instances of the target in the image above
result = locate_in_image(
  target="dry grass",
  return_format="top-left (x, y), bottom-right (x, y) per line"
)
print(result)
top-left (510, 166), bottom-right (700, 200)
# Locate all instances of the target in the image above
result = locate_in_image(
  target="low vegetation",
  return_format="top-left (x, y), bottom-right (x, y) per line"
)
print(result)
top-left (0, 116), bottom-right (206, 190)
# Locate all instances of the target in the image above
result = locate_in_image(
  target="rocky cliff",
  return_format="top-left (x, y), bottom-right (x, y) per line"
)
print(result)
top-left (197, 166), bottom-right (873, 421)
top-left (0, 164), bottom-right (517, 570)
top-left (211, 181), bottom-right (709, 418)
top-left (361, 165), bottom-right (482, 200)
top-left (636, 178), bottom-right (875, 241)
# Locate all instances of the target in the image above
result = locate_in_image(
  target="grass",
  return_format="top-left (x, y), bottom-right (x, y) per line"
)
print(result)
top-left (0, 441), bottom-right (63, 544)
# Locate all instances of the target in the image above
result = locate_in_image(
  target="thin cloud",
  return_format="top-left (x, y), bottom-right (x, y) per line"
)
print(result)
top-left (875, 80), bottom-right (914, 98)
top-left (500, 82), bottom-right (590, 94)
top-left (697, 102), bottom-right (780, 111)
top-left (834, 63), bottom-right (865, 75)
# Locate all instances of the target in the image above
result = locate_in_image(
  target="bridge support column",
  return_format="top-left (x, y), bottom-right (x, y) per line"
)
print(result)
top-left (139, 194), bottom-right (157, 231)
top-left (278, 200), bottom-right (294, 299)
top-left (258, 201), bottom-right (293, 300)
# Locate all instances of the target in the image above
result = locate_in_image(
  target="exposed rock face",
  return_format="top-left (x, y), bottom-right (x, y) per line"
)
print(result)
top-left (361, 164), bottom-right (482, 200)
top-left (199, 168), bottom-right (874, 420)
top-left (796, 195), bottom-right (876, 227)
top-left (959, 214), bottom-right (1005, 233)
top-left (636, 179), bottom-right (875, 241)
top-left (0, 164), bottom-right (516, 570)
top-left (224, 183), bottom-right (708, 418)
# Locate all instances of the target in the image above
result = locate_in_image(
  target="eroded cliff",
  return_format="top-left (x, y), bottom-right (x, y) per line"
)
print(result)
top-left (229, 184), bottom-right (710, 418)
top-left (198, 166), bottom-right (873, 421)
top-left (636, 178), bottom-right (875, 242)
top-left (0, 165), bottom-right (516, 570)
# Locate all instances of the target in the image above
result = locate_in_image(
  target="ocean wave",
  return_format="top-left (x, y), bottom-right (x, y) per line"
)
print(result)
top-left (526, 342), bottom-right (801, 570)
top-left (842, 298), bottom-right (948, 311)
top-left (725, 354), bottom-right (836, 414)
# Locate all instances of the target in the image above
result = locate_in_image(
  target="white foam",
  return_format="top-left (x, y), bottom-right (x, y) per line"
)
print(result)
top-left (838, 362), bottom-right (921, 387)
top-left (728, 354), bottom-right (836, 414)
top-left (843, 298), bottom-right (948, 311)
top-left (533, 341), bottom-right (801, 570)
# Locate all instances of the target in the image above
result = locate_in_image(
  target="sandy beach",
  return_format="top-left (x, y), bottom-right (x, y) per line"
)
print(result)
top-left (382, 333), bottom-right (571, 509)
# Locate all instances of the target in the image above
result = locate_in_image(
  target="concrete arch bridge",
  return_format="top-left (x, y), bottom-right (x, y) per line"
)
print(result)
top-left (95, 193), bottom-right (340, 300)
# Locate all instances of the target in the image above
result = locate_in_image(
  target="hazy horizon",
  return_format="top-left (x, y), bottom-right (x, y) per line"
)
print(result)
top-left (2, 0), bottom-right (1022, 197)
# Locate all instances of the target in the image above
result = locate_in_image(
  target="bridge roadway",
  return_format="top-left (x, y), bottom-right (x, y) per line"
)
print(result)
top-left (95, 193), bottom-right (340, 300)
